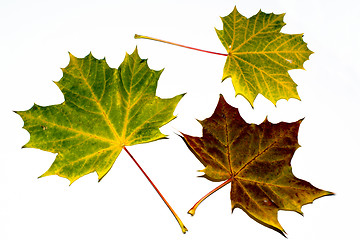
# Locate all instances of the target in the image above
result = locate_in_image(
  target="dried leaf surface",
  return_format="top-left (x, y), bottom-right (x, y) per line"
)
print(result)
top-left (182, 95), bottom-right (332, 233)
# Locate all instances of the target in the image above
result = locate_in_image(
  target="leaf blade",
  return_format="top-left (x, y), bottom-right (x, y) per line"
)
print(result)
top-left (17, 48), bottom-right (183, 183)
top-left (182, 95), bottom-right (332, 233)
top-left (216, 7), bottom-right (313, 106)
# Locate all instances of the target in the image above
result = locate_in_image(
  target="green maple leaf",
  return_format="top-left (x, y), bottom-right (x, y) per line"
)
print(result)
top-left (182, 95), bottom-right (332, 234)
top-left (17, 48), bottom-right (183, 184)
top-left (215, 7), bottom-right (313, 106)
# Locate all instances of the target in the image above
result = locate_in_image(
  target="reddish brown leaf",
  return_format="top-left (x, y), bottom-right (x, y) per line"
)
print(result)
top-left (182, 95), bottom-right (333, 234)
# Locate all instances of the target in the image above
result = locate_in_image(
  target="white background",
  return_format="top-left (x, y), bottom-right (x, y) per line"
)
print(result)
top-left (0, 0), bottom-right (359, 239)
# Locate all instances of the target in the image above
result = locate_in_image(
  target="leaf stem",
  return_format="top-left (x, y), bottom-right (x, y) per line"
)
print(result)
top-left (123, 146), bottom-right (188, 234)
top-left (188, 177), bottom-right (232, 216)
top-left (135, 34), bottom-right (228, 56)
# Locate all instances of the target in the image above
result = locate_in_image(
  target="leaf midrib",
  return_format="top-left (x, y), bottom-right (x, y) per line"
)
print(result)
top-left (231, 54), bottom-right (294, 95)
top-left (224, 112), bottom-right (233, 174)
top-left (119, 54), bottom-right (149, 144)
top-left (233, 50), bottom-right (310, 55)
top-left (235, 177), bottom-right (313, 191)
top-left (230, 13), bottom-right (284, 53)
top-left (72, 56), bottom-right (121, 143)
top-left (23, 113), bottom-right (116, 144)
top-left (233, 141), bottom-right (278, 178)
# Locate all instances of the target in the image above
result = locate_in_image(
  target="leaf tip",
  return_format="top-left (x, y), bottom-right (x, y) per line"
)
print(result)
top-left (68, 180), bottom-right (76, 186)
top-left (98, 175), bottom-right (105, 183)
top-left (133, 45), bottom-right (139, 53)
top-left (67, 51), bottom-right (74, 58)
top-left (38, 171), bottom-right (48, 179)
top-left (21, 143), bottom-right (30, 149)
top-left (278, 12), bottom-right (286, 22)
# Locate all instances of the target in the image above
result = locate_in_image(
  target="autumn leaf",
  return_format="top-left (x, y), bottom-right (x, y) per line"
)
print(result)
top-left (135, 7), bottom-right (312, 107)
top-left (16, 48), bottom-right (188, 233)
top-left (17, 48), bottom-right (183, 183)
top-left (215, 7), bottom-right (313, 106)
top-left (181, 95), bottom-right (332, 234)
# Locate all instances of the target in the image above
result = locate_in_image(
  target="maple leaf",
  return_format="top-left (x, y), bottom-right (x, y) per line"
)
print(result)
top-left (215, 7), bottom-right (313, 106)
top-left (17, 48), bottom-right (188, 233)
top-left (17, 48), bottom-right (183, 184)
top-left (181, 95), bottom-right (333, 234)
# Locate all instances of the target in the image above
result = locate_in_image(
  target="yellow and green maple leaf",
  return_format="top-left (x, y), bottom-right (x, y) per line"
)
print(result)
top-left (216, 7), bottom-right (313, 106)
top-left (17, 48), bottom-right (183, 184)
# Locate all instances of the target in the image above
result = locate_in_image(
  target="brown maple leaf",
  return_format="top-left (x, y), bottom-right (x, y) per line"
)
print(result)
top-left (181, 95), bottom-right (333, 234)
